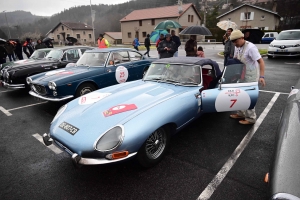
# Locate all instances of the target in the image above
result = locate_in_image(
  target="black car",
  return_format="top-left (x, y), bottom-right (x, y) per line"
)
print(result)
top-left (267, 79), bottom-right (300, 199)
top-left (1, 46), bottom-right (93, 89)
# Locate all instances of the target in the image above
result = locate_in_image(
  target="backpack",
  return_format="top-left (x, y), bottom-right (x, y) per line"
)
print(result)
top-left (132, 40), bottom-right (136, 46)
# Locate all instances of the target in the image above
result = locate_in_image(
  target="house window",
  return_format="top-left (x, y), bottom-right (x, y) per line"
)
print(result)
top-left (151, 19), bottom-right (155, 25)
top-left (142, 32), bottom-right (146, 37)
top-left (244, 12), bottom-right (251, 20)
top-left (83, 31), bottom-right (85, 35)
top-left (191, 15), bottom-right (194, 22)
top-left (76, 34), bottom-right (80, 39)
top-left (128, 32), bottom-right (132, 38)
top-left (89, 34), bottom-right (92, 39)
top-left (62, 26), bottom-right (64, 31)
top-left (57, 35), bottom-right (60, 39)
top-left (240, 12), bottom-right (254, 20)
top-left (188, 15), bottom-right (190, 22)
top-left (139, 20), bottom-right (142, 26)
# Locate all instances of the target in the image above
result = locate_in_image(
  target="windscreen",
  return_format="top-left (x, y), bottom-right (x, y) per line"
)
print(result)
top-left (144, 63), bottom-right (201, 85)
top-left (77, 52), bottom-right (109, 67)
top-left (277, 31), bottom-right (300, 40)
top-left (46, 50), bottom-right (63, 60)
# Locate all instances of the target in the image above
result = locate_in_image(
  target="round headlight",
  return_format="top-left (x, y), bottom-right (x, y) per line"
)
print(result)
top-left (95, 126), bottom-right (124, 151)
top-left (26, 77), bottom-right (32, 84)
top-left (51, 104), bottom-right (67, 123)
top-left (48, 81), bottom-right (56, 90)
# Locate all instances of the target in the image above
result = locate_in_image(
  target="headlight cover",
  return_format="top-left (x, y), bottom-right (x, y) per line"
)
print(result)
top-left (48, 81), bottom-right (56, 90)
top-left (26, 77), bottom-right (32, 85)
top-left (51, 104), bottom-right (67, 123)
top-left (94, 125), bottom-right (124, 152)
top-left (269, 44), bottom-right (275, 47)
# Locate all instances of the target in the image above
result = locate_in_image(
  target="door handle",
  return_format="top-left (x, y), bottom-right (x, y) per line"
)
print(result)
top-left (245, 87), bottom-right (256, 91)
top-left (106, 69), bottom-right (112, 72)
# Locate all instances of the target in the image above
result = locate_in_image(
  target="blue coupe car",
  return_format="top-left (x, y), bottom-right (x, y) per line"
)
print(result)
top-left (27, 48), bottom-right (156, 101)
top-left (42, 57), bottom-right (259, 168)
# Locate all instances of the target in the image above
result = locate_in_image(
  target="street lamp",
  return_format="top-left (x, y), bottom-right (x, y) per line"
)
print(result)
top-left (3, 10), bottom-right (11, 39)
top-left (90, 0), bottom-right (96, 45)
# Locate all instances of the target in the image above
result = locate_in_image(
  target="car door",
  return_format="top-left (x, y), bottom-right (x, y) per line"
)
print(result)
top-left (128, 51), bottom-right (147, 79)
top-left (201, 63), bottom-right (259, 113)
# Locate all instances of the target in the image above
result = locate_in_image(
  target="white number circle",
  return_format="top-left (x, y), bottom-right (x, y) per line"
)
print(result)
top-left (215, 88), bottom-right (251, 112)
top-left (115, 66), bottom-right (128, 83)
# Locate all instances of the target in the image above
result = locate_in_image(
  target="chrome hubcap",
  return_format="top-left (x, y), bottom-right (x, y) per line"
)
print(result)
top-left (145, 128), bottom-right (166, 159)
top-left (80, 87), bottom-right (92, 96)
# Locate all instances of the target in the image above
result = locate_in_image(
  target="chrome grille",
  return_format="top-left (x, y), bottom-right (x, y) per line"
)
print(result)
top-left (32, 84), bottom-right (47, 95)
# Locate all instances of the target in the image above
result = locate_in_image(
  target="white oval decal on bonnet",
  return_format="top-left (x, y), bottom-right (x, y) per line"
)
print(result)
top-left (115, 66), bottom-right (128, 83)
top-left (78, 92), bottom-right (112, 105)
top-left (45, 69), bottom-right (66, 76)
top-left (215, 88), bottom-right (251, 112)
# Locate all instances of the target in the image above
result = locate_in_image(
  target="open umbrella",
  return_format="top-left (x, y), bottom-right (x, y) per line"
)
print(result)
top-left (217, 20), bottom-right (238, 30)
top-left (179, 25), bottom-right (212, 36)
top-left (242, 29), bottom-right (264, 44)
top-left (66, 36), bottom-right (78, 43)
top-left (42, 37), bottom-right (53, 43)
top-left (150, 30), bottom-right (169, 42)
top-left (0, 38), bottom-right (6, 44)
top-left (154, 20), bottom-right (182, 30)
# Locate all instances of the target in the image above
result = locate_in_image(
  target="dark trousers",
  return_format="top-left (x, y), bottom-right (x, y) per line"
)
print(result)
top-left (144, 46), bottom-right (150, 56)
top-left (134, 46), bottom-right (139, 51)
top-left (224, 55), bottom-right (231, 66)
top-left (0, 58), bottom-right (6, 64)
top-left (8, 54), bottom-right (16, 61)
top-left (16, 53), bottom-right (23, 60)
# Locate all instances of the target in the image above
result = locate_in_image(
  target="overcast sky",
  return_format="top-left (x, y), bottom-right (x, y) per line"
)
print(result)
top-left (0, 0), bottom-right (130, 16)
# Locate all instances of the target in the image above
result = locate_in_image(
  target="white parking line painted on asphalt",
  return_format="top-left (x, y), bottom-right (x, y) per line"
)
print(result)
top-left (197, 92), bottom-right (280, 200)
top-left (0, 106), bottom-right (12, 116)
top-left (260, 89), bottom-right (289, 95)
top-left (32, 133), bottom-right (63, 154)
top-left (7, 101), bottom-right (47, 111)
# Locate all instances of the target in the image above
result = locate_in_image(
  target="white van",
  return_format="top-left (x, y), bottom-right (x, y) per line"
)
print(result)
top-left (261, 32), bottom-right (278, 44)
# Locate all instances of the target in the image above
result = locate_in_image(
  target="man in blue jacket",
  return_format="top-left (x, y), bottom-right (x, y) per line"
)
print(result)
top-left (171, 30), bottom-right (181, 57)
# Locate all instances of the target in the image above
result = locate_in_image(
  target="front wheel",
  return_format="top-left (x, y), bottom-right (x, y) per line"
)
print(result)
top-left (75, 83), bottom-right (96, 98)
top-left (137, 126), bottom-right (170, 168)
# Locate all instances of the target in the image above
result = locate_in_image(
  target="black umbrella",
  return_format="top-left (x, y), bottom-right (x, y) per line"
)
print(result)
top-left (0, 38), bottom-right (6, 44)
top-left (42, 37), bottom-right (53, 43)
top-left (179, 25), bottom-right (212, 36)
top-left (242, 29), bottom-right (264, 44)
top-left (66, 36), bottom-right (78, 43)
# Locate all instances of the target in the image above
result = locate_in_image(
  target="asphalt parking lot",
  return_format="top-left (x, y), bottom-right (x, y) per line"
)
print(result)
top-left (1, 47), bottom-right (299, 200)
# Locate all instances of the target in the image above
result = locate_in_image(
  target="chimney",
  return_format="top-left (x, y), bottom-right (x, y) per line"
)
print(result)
top-left (178, 0), bottom-right (183, 14)
top-left (272, 0), bottom-right (277, 12)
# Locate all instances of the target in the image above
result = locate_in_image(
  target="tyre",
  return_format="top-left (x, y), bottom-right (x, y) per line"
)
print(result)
top-left (75, 83), bottom-right (96, 97)
top-left (137, 126), bottom-right (170, 168)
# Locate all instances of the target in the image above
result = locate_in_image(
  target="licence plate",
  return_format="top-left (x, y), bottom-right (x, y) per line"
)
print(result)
top-left (59, 122), bottom-right (79, 135)
top-left (277, 49), bottom-right (288, 52)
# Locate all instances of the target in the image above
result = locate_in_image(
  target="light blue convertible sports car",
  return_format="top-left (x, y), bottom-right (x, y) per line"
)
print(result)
top-left (43, 57), bottom-right (259, 168)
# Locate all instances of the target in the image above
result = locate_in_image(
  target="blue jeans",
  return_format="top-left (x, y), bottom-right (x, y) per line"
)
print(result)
top-left (173, 51), bottom-right (178, 57)
top-left (8, 54), bottom-right (16, 61)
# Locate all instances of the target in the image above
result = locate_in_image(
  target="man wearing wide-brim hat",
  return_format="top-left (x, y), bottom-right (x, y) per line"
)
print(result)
top-left (229, 30), bottom-right (266, 125)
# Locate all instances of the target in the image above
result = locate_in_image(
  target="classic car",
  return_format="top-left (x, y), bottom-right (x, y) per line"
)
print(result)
top-left (42, 57), bottom-right (259, 168)
top-left (0, 48), bottom-right (52, 72)
top-left (27, 48), bottom-right (156, 101)
top-left (1, 46), bottom-right (93, 89)
top-left (266, 79), bottom-right (300, 199)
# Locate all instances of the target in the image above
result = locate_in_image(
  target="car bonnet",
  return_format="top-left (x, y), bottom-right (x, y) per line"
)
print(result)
top-left (50, 80), bottom-right (192, 150)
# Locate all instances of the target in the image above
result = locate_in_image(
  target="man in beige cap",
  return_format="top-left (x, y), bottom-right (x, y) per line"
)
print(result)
top-left (229, 30), bottom-right (266, 125)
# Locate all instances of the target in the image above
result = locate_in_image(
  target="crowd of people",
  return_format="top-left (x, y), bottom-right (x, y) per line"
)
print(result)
top-left (0, 38), bottom-right (53, 64)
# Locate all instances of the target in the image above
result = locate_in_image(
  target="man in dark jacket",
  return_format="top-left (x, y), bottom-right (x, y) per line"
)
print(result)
top-left (171, 30), bottom-right (181, 57)
top-left (185, 35), bottom-right (197, 57)
top-left (14, 40), bottom-right (23, 60)
top-left (4, 41), bottom-right (16, 61)
top-left (223, 28), bottom-right (235, 66)
top-left (0, 44), bottom-right (8, 64)
top-left (157, 34), bottom-right (176, 58)
top-left (35, 39), bottom-right (47, 50)
top-left (143, 34), bottom-right (151, 57)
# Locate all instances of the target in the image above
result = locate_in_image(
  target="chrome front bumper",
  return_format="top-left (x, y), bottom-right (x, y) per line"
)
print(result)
top-left (2, 81), bottom-right (25, 89)
top-left (29, 91), bottom-right (74, 102)
top-left (42, 133), bottom-right (137, 166)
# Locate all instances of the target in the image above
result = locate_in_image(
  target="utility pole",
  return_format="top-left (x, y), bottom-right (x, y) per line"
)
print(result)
top-left (202, 0), bottom-right (208, 27)
top-left (3, 11), bottom-right (11, 39)
top-left (90, 0), bottom-right (96, 45)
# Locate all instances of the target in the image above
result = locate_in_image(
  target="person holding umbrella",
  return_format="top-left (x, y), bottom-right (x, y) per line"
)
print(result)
top-left (229, 30), bottom-right (266, 125)
top-left (185, 35), bottom-right (197, 57)
top-left (157, 34), bottom-right (176, 58)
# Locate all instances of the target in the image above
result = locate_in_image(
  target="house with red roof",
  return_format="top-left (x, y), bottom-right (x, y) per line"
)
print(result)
top-left (120, 3), bottom-right (201, 44)
top-left (103, 32), bottom-right (122, 45)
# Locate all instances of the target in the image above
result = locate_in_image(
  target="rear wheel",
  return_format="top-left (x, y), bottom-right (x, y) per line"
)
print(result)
top-left (75, 83), bottom-right (96, 98)
top-left (137, 126), bottom-right (170, 168)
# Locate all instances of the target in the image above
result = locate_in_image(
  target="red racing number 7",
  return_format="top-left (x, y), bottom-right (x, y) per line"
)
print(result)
top-left (230, 99), bottom-right (237, 108)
